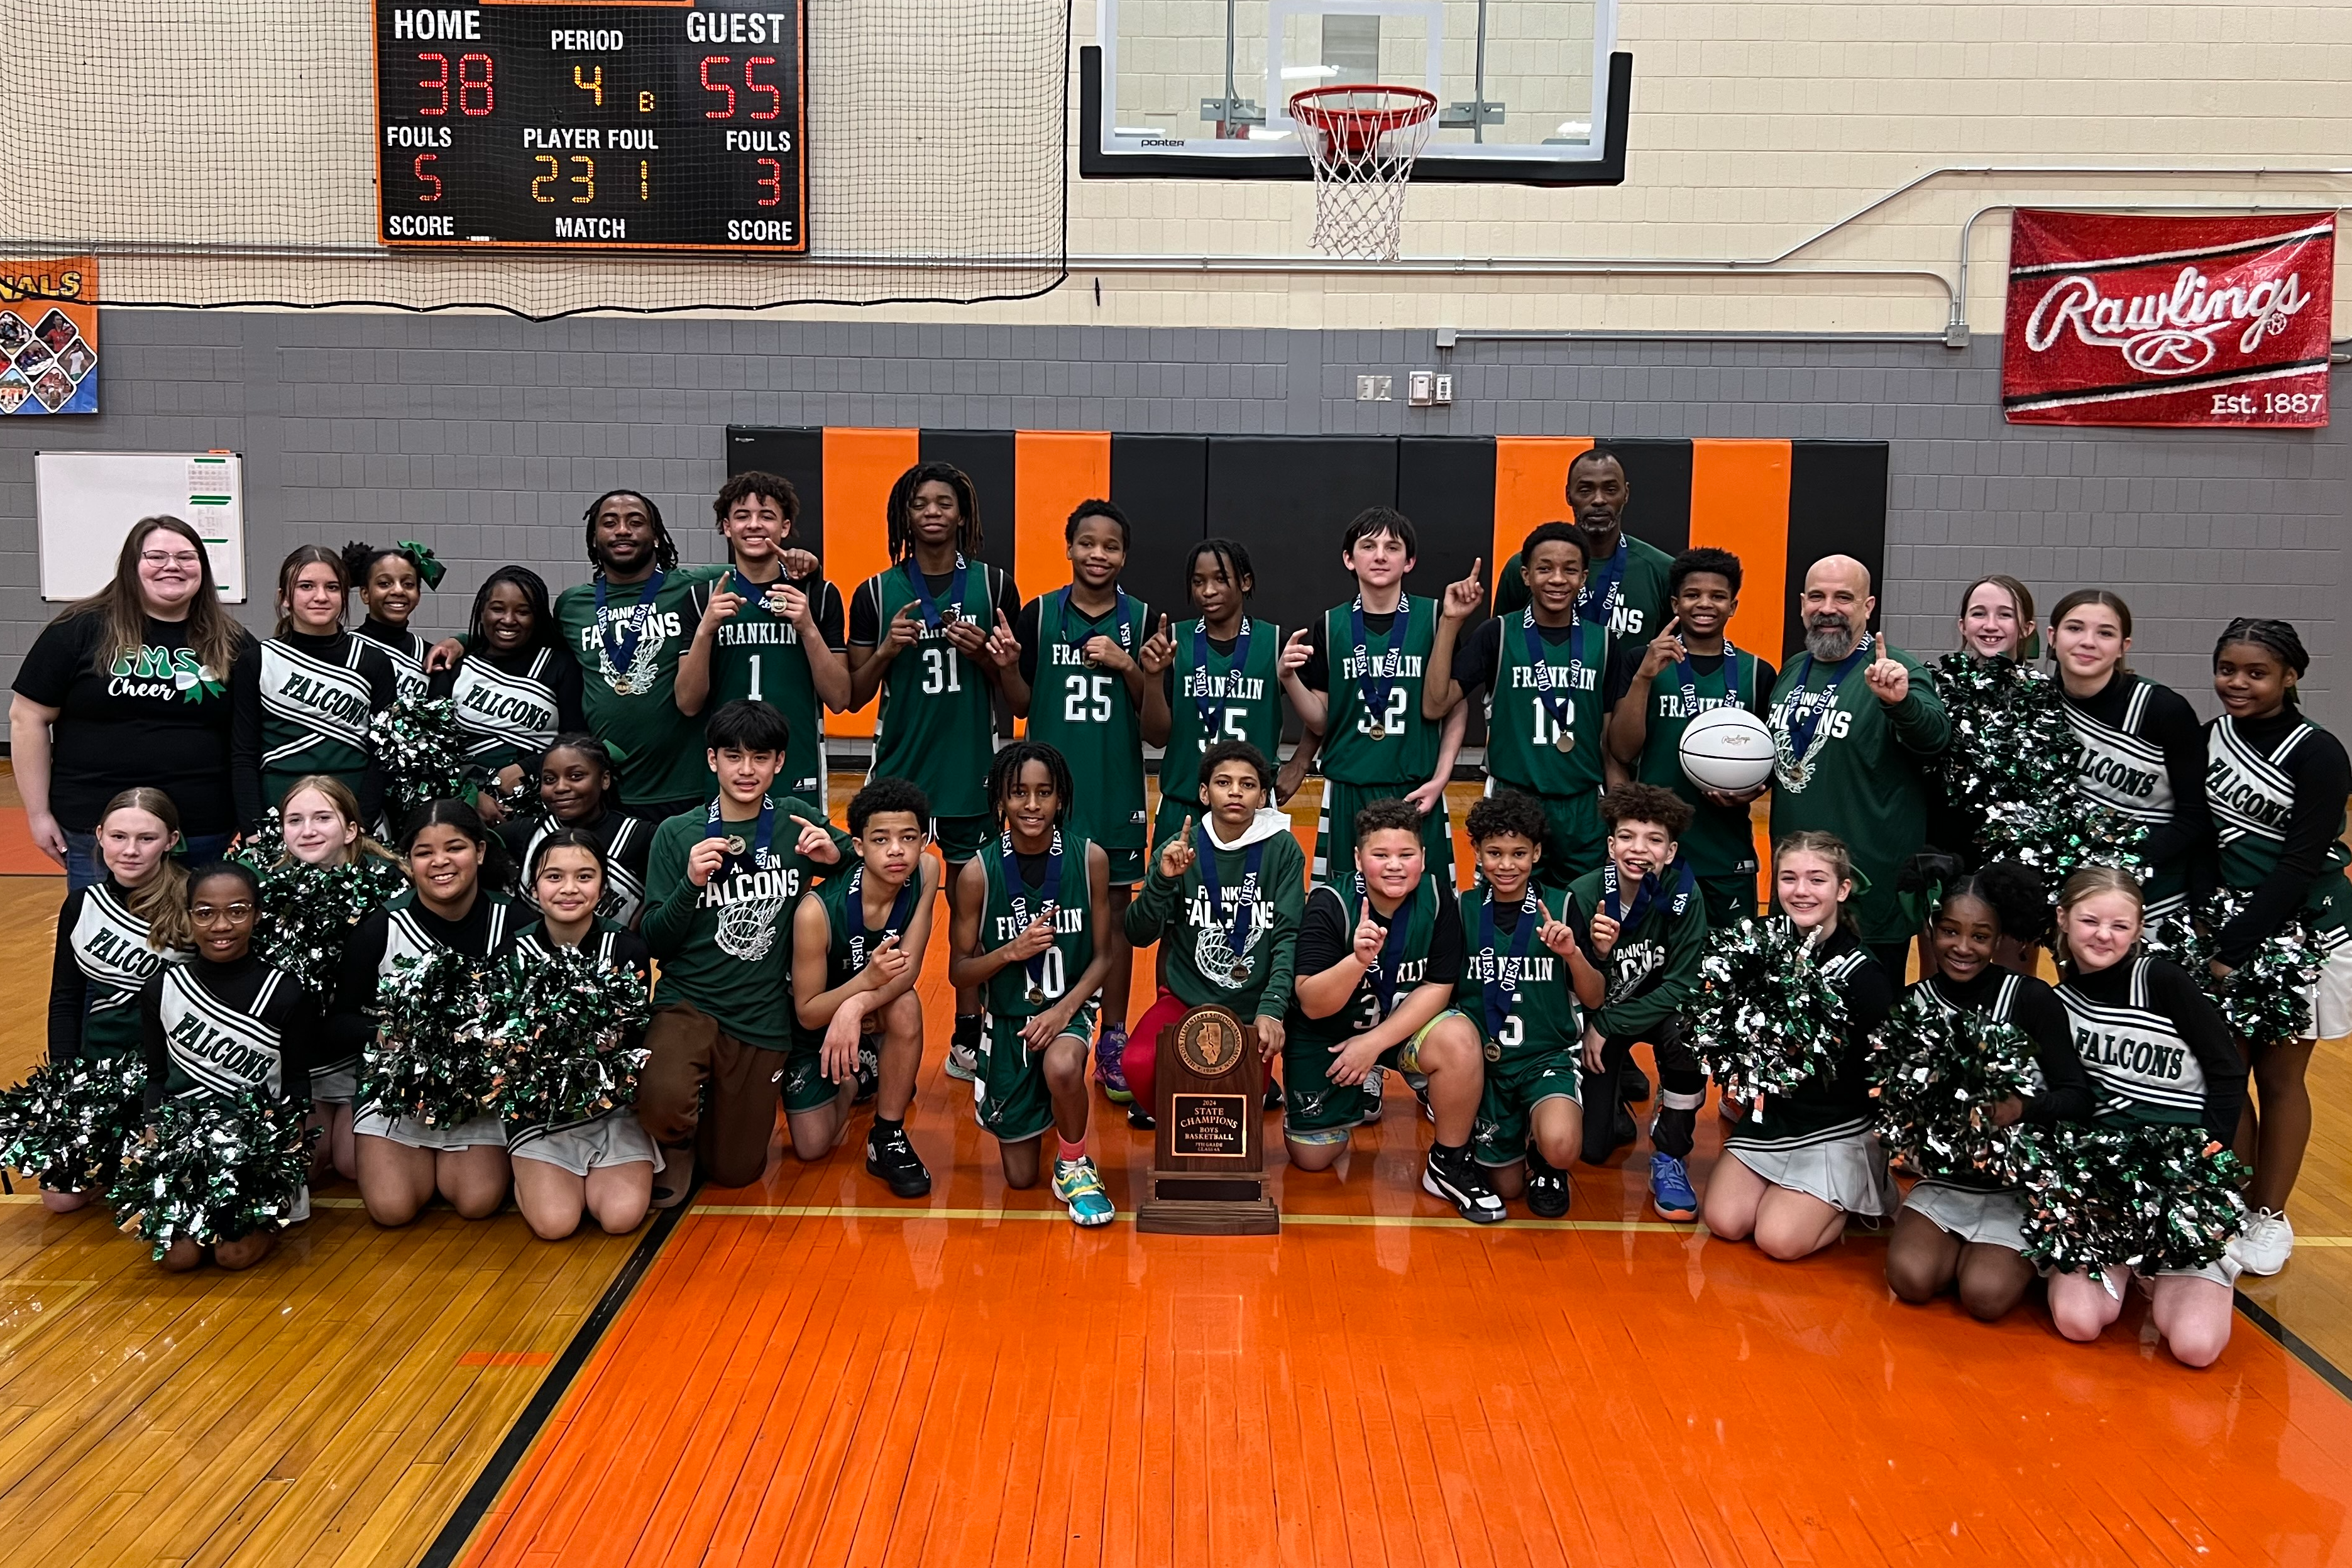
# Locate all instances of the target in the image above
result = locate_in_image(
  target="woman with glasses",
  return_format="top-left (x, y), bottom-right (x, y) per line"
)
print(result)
top-left (9, 518), bottom-right (255, 891)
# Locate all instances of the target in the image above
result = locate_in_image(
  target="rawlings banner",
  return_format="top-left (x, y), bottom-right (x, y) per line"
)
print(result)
top-left (2003, 211), bottom-right (2333, 428)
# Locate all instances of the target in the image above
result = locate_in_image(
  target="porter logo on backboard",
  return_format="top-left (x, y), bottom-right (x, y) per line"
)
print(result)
top-left (2002, 209), bottom-right (2333, 429)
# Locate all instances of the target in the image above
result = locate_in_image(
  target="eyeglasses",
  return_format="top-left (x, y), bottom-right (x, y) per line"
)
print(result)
top-left (190, 902), bottom-right (256, 922)
top-left (140, 551), bottom-right (204, 567)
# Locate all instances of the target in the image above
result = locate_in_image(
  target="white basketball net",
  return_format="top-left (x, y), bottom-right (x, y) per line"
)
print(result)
top-left (1290, 87), bottom-right (1437, 262)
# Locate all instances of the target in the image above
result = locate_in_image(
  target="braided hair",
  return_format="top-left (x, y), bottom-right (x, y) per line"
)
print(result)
top-left (986, 740), bottom-right (1074, 827)
top-left (581, 490), bottom-right (679, 574)
top-left (2215, 617), bottom-right (2308, 707)
top-left (1184, 537), bottom-right (1256, 604)
top-left (885, 461), bottom-right (983, 561)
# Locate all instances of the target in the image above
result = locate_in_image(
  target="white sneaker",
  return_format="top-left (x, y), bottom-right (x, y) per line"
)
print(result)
top-left (945, 1039), bottom-right (979, 1082)
top-left (1359, 1066), bottom-right (1385, 1124)
top-left (2231, 1208), bottom-right (2295, 1276)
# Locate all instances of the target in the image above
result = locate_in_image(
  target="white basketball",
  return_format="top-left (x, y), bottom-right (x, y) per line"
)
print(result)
top-left (1678, 706), bottom-right (1776, 793)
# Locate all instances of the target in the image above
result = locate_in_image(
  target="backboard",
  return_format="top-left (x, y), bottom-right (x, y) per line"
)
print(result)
top-left (1084, 0), bottom-right (1625, 185)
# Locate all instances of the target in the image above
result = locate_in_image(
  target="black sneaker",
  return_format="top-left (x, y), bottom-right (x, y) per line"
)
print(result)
top-left (1524, 1150), bottom-right (1571, 1219)
top-left (865, 1124), bottom-right (931, 1198)
top-left (1422, 1146), bottom-right (1506, 1224)
top-left (1126, 1102), bottom-right (1155, 1131)
top-left (1262, 1075), bottom-right (1283, 1112)
top-left (853, 1039), bottom-right (881, 1105)
top-left (1618, 1062), bottom-right (1651, 1103)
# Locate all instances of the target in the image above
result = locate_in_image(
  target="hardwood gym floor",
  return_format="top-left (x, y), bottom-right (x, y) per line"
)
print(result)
top-left (2, 774), bottom-right (2349, 1566)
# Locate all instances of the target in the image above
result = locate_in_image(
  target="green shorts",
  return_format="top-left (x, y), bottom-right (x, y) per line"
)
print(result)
top-left (1151, 793), bottom-right (1201, 859)
top-left (1102, 845), bottom-right (1145, 886)
top-left (1485, 776), bottom-right (1603, 890)
top-left (779, 1031), bottom-right (849, 1114)
top-left (1314, 781), bottom-right (1454, 889)
top-left (972, 1002), bottom-right (1100, 1144)
top-left (1281, 1007), bottom-right (1461, 1146)
top-left (1697, 871), bottom-right (1758, 929)
top-left (931, 813), bottom-right (995, 865)
top-left (1472, 1044), bottom-right (1583, 1167)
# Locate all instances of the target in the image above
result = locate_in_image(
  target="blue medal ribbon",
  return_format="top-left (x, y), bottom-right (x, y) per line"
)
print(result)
top-left (1190, 619), bottom-right (1253, 742)
top-left (705, 792), bottom-right (777, 874)
top-left (1001, 827), bottom-right (1063, 1004)
top-left (1195, 826), bottom-right (1267, 983)
top-left (593, 568), bottom-right (666, 685)
top-left (1478, 886), bottom-right (1544, 1041)
top-left (1674, 639), bottom-right (1741, 719)
top-left (1578, 542), bottom-right (1627, 628)
top-left (1522, 611), bottom-right (1586, 743)
top-left (1781, 635), bottom-right (1871, 762)
top-left (1354, 871), bottom-right (1418, 1016)
top-left (844, 862), bottom-right (920, 973)
top-left (1349, 593), bottom-right (1409, 738)
top-left (902, 554), bottom-right (969, 630)
top-left (1059, 586), bottom-right (1131, 655)
top-left (1603, 855), bottom-right (1696, 931)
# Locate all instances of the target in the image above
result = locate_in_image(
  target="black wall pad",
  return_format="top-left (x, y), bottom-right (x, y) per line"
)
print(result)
top-left (1785, 441), bottom-right (1894, 655)
top-left (723, 427), bottom-right (827, 554)
top-left (920, 430), bottom-right (1022, 582)
top-left (1109, 434), bottom-right (1212, 619)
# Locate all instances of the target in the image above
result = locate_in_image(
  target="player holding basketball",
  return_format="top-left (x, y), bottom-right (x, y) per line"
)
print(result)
top-left (676, 471), bottom-right (850, 808)
top-left (1604, 547), bottom-right (1777, 925)
top-left (947, 742), bottom-right (1118, 1227)
top-left (1426, 521), bottom-right (1610, 884)
top-left (1495, 446), bottom-right (1671, 640)
top-left (1002, 500), bottom-right (1154, 1104)
top-left (847, 463), bottom-right (1023, 1085)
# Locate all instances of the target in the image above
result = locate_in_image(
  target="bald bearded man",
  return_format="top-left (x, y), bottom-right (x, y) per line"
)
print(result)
top-left (1765, 556), bottom-right (1949, 976)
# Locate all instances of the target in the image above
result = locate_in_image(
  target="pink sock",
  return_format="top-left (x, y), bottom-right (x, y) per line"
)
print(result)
top-left (1057, 1137), bottom-right (1088, 1164)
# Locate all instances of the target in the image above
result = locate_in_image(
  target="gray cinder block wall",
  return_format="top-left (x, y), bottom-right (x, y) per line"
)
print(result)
top-left (2, 311), bottom-right (2342, 726)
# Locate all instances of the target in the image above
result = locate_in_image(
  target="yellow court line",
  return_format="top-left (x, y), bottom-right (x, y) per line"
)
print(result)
top-left (0, 1277), bottom-right (97, 1357)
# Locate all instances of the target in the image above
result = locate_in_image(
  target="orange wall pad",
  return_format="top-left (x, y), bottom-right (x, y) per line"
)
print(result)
top-left (1490, 436), bottom-right (1590, 602)
top-left (821, 427), bottom-right (919, 738)
top-left (1688, 437), bottom-right (1794, 657)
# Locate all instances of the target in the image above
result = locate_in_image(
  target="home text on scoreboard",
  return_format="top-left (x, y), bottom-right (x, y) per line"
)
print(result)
top-left (375, 3), bottom-right (808, 254)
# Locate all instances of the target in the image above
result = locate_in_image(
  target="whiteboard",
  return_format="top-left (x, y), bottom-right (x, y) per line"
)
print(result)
top-left (35, 450), bottom-right (248, 603)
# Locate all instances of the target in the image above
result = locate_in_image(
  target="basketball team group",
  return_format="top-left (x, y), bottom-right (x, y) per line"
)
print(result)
top-left (9, 445), bottom-right (2342, 1371)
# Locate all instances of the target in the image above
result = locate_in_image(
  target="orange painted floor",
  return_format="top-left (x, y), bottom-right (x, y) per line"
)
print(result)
top-left (449, 809), bottom-right (2352, 1568)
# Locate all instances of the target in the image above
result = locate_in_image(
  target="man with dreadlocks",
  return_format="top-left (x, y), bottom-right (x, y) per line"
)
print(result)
top-left (947, 741), bottom-right (1117, 1227)
top-left (848, 462), bottom-right (1025, 1082)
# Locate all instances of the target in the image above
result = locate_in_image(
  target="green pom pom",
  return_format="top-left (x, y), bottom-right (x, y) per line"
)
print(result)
top-left (1867, 990), bottom-right (2040, 1181)
top-left (2013, 1122), bottom-right (2248, 1280)
top-left (1935, 654), bottom-right (2148, 891)
top-left (0, 1049), bottom-right (148, 1192)
top-left (248, 852), bottom-right (407, 1000)
top-left (489, 946), bottom-right (652, 1127)
top-left (368, 696), bottom-right (480, 825)
top-left (106, 1091), bottom-right (316, 1256)
top-left (2144, 890), bottom-right (2323, 1053)
top-left (1682, 916), bottom-right (1849, 1112)
top-left (362, 949), bottom-right (500, 1128)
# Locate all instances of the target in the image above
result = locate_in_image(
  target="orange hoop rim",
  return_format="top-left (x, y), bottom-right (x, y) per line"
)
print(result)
top-left (1288, 84), bottom-right (1438, 153)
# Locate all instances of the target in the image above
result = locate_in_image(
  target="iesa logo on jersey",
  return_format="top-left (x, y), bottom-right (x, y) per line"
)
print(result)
top-left (109, 644), bottom-right (224, 704)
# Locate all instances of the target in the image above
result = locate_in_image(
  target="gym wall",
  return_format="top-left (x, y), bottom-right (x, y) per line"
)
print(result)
top-left (0, 313), bottom-right (2336, 730)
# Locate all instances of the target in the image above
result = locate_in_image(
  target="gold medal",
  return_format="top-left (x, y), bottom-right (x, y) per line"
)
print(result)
top-left (1483, 1039), bottom-right (1503, 1063)
top-left (612, 675), bottom-right (635, 695)
top-left (1366, 721), bottom-right (1387, 742)
top-left (1025, 982), bottom-right (1046, 1006)
top-left (722, 835), bottom-right (747, 856)
top-left (1554, 729), bottom-right (1576, 754)
top-left (1229, 958), bottom-right (1250, 983)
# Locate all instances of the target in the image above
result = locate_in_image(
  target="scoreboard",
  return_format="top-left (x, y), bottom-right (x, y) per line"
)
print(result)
top-left (375, 3), bottom-right (807, 253)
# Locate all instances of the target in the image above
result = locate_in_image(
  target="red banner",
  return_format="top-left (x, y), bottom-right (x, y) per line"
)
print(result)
top-left (2002, 210), bottom-right (2333, 428)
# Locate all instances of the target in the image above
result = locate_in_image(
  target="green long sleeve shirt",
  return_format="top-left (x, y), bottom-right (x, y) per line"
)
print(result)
top-left (1124, 809), bottom-right (1304, 1019)
top-left (1567, 864), bottom-right (1712, 1040)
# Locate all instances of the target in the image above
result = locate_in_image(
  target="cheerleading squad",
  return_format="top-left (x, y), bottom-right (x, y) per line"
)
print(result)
top-left (6, 451), bottom-right (2344, 1369)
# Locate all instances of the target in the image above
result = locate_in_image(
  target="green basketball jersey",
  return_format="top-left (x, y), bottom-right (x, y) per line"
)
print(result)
top-left (1025, 588), bottom-right (1151, 854)
top-left (864, 559), bottom-right (1004, 820)
top-left (2207, 716), bottom-right (2351, 938)
top-left (979, 830), bottom-right (1096, 1019)
top-left (1630, 647), bottom-right (1766, 880)
top-left (695, 574), bottom-right (838, 801)
top-left (1162, 617), bottom-right (1282, 809)
top-left (1453, 884), bottom-right (1582, 1056)
top-left (556, 565), bottom-right (725, 809)
top-left (1320, 596), bottom-right (1440, 787)
top-left (1482, 613), bottom-right (1610, 799)
top-left (1287, 874), bottom-right (1446, 1051)
top-left (1497, 534), bottom-right (1674, 640)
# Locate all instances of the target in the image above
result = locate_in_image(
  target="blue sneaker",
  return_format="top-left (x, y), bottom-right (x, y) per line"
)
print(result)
top-left (1649, 1153), bottom-right (1698, 1222)
top-left (1053, 1155), bottom-right (1117, 1227)
top-left (1094, 1024), bottom-right (1133, 1104)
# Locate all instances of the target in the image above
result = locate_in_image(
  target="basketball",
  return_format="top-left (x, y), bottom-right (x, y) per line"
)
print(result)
top-left (1678, 706), bottom-right (1776, 792)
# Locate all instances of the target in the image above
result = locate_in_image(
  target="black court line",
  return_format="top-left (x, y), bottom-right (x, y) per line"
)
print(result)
top-left (417, 1191), bottom-right (696, 1568)
top-left (2235, 1290), bottom-right (2352, 1405)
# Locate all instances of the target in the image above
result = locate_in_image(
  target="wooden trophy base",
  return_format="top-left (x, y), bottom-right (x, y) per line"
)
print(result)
top-left (1132, 1005), bottom-right (1280, 1236)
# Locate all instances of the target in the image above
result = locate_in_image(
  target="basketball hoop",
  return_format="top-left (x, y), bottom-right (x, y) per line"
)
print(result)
top-left (1289, 85), bottom-right (1437, 262)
